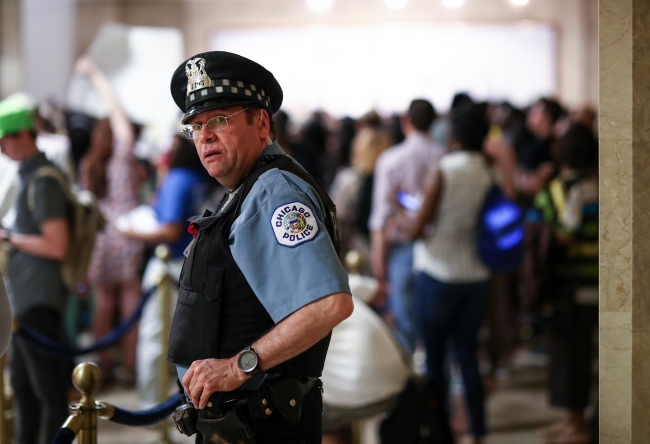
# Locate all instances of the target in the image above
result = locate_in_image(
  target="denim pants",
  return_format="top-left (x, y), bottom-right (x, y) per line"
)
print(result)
top-left (387, 243), bottom-right (417, 353)
top-left (416, 272), bottom-right (490, 438)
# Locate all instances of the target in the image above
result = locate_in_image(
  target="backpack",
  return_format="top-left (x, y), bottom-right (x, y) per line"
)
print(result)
top-left (380, 377), bottom-right (454, 444)
top-left (477, 184), bottom-right (525, 272)
top-left (28, 166), bottom-right (106, 292)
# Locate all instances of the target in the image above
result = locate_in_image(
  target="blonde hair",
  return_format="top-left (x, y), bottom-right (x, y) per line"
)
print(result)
top-left (351, 127), bottom-right (393, 174)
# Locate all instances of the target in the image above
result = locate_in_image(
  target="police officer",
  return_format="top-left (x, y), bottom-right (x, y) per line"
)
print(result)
top-left (168, 52), bottom-right (353, 443)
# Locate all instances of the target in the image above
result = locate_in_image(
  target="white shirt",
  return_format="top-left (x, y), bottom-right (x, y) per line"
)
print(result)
top-left (369, 132), bottom-right (445, 243)
top-left (413, 151), bottom-right (492, 283)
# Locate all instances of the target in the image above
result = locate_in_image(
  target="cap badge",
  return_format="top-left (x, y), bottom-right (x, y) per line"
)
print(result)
top-left (185, 58), bottom-right (214, 95)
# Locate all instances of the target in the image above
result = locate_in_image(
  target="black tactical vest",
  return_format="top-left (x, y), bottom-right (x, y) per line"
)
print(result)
top-left (168, 154), bottom-right (341, 378)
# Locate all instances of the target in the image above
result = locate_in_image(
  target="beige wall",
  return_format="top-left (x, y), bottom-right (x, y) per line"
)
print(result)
top-left (76, 0), bottom-right (598, 110)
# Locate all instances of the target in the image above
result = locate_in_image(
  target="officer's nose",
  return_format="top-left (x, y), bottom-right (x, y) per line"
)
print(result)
top-left (197, 124), bottom-right (215, 144)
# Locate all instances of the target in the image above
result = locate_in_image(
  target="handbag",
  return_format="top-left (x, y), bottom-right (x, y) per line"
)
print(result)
top-left (380, 377), bottom-right (454, 444)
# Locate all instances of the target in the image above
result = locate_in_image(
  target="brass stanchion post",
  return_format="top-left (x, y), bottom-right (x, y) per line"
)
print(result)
top-left (351, 420), bottom-right (361, 444)
top-left (69, 362), bottom-right (103, 444)
top-left (0, 354), bottom-right (11, 444)
top-left (345, 250), bottom-right (362, 274)
top-left (155, 244), bottom-right (172, 444)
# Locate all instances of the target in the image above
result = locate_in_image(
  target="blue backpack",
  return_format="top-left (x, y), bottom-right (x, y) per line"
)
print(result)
top-left (477, 185), bottom-right (524, 272)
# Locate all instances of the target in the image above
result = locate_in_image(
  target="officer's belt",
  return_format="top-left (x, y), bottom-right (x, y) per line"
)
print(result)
top-left (204, 376), bottom-right (320, 425)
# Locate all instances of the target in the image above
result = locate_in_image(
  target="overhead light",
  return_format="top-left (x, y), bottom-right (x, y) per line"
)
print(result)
top-left (385, 0), bottom-right (408, 9)
top-left (510, 0), bottom-right (529, 6)
top-left (442, 0), bottom-right (464, 8)
top-left (307, 0), bottom-right (333, 12)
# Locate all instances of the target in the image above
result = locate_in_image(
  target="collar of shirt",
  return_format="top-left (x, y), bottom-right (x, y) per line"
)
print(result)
top-left (18, 151), bottom-right (48, 182)
top-left (443, 150), bottom-right (487, 164)
top-left (402, 131), bottom-right (434, 149)
top-left (228, 140), bottom-right (285, 195)
top-left (216, 183), bottom-right (243, 216)
top-left (261, 140), bottom-right (285, 157)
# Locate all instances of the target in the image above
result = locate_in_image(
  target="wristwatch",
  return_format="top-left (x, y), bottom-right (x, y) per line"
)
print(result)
top-left (237, 346), bottom-right (262, 376)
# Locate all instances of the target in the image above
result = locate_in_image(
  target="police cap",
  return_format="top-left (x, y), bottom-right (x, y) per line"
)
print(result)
top-left (170, 51), bottom-right (283, 124)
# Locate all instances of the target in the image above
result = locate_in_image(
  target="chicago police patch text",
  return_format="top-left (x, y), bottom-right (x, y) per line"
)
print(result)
top-left (271, 201), bottom-right (319, 247)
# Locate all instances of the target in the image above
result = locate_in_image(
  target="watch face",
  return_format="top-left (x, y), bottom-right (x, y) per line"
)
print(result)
top-left (239, 350), bottom-right (258, 372)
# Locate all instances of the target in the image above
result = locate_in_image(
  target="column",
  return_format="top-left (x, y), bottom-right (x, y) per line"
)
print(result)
top-left (599, 0), bottom-right (650, 442)
top-left (21, 0), bottom-right (77, 103)
top-left (0, 0), bottom-right (23, 97)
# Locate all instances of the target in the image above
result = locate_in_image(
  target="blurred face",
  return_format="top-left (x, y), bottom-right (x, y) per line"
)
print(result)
top-left (188, 106), bottom-right (268, 190)
top-left (493, 105), bottom-right (511, 128)
top-left (0, 131), bottom-right (33, 161)
top-left (526, 102), bottom-right (553, 139)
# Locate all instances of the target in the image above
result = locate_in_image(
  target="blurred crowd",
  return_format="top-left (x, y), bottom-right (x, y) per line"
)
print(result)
top-left (0, 57), bottom-right (598, 444)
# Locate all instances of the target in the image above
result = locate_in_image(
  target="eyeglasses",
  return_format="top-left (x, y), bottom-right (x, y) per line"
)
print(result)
top-left (181, 107), bottom-right (250, 139)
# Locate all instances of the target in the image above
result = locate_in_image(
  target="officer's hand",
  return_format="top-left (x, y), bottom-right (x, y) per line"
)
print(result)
top-left (182, 357), bottom-right (249, 410)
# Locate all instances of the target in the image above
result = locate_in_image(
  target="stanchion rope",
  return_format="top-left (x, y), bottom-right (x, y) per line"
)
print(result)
top-left (107, 394), bottom-right (182, 426)
top-left (50, 427), bottom-right (76, 444)
top-left (16, 285), bottom-right (164, 357)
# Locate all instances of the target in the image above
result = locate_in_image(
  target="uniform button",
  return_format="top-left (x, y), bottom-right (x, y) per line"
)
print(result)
top-left (290, 399), bottom-right (296, 407)
top-left (265, 408), bottom-right (272, 415)
top-left (262, 398), bottom-right (267, 406)
top-left (207, 402), bottom-right (212, 408)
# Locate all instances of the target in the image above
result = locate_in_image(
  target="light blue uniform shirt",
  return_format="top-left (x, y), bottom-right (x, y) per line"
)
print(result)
top-left (229, 142), bottom-right (351, 323)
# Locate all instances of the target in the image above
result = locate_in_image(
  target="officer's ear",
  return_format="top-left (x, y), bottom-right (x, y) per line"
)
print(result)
top-left (257, 109), bottom-right (271, 138)
top-left (258, 109), bottom-right (268, 128)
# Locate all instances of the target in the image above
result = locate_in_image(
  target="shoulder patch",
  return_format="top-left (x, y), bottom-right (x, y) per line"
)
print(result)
top-left (271, 201), bottom-right (319, 247)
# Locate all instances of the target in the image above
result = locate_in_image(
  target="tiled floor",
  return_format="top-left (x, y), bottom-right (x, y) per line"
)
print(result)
top-left (84, 348), bottom-right (569, 444)
top-left (483, 366), bottom-right (564, 443)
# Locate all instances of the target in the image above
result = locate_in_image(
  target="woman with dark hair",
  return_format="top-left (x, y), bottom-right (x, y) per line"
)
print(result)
top-left (402, 104), bottom-right (494, 444)
top-left (292, 112), bottom-right (329, 182)
top-left (80, 118), bottom-right (112, 200)
top-left (77, 57), bottom-right (145, 385)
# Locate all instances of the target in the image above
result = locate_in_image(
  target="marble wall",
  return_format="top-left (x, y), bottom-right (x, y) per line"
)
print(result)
top-left (600, 0), bottom-right (650, 441)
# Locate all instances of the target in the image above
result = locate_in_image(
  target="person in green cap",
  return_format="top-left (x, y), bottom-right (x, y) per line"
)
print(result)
top-left (0, 99), bottom-right (72, 444)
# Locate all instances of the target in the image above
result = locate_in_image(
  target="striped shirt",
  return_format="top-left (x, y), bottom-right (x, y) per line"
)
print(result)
top-left (413, 151), bottom-right (492, 283)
